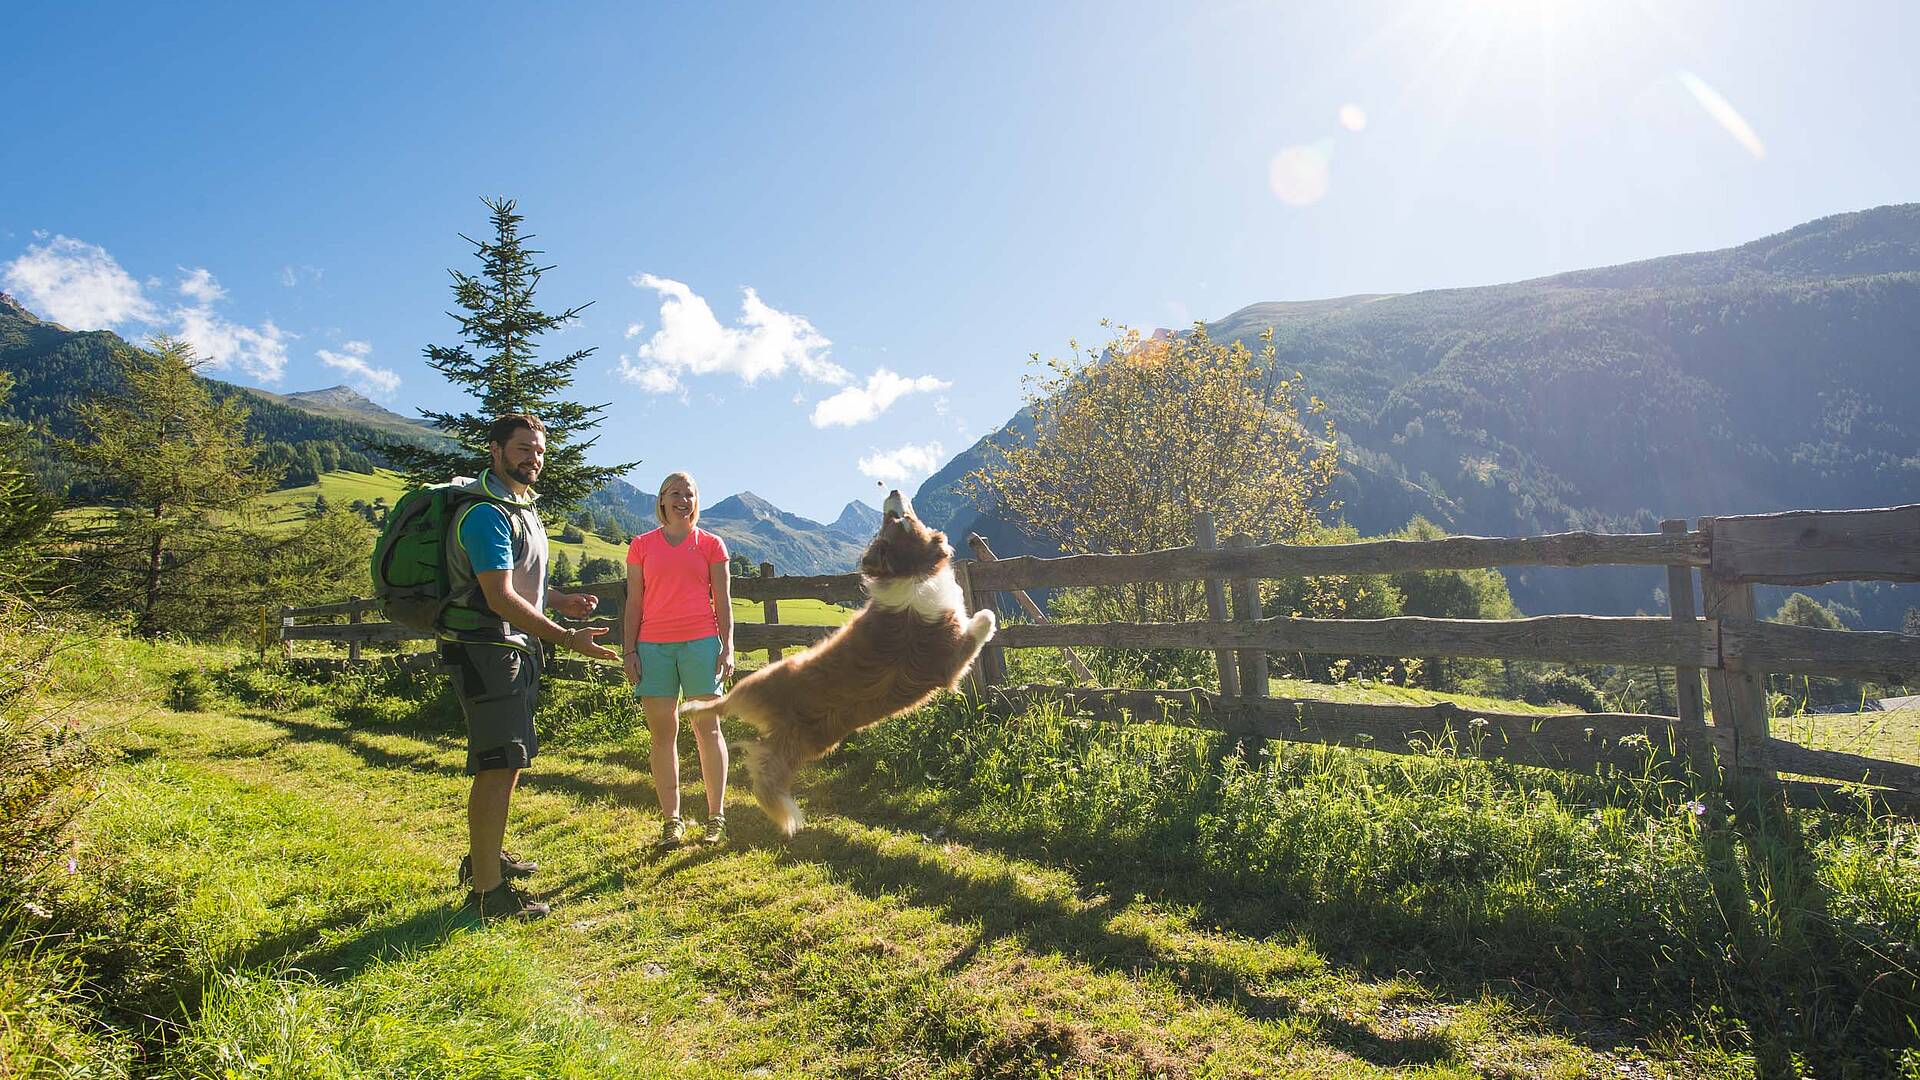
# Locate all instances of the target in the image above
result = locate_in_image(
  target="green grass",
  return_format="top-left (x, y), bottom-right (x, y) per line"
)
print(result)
top-left (259, 468), bottom-right (635, 567)
top-left (12, 637), bottom-right (1920, 1079)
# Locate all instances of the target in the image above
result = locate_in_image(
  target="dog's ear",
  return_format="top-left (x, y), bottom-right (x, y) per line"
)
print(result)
top-left (860, 537), bottom-right (895, 578)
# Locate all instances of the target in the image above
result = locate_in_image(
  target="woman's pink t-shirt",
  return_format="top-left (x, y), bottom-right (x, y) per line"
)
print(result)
top-left (626, 526), bottom-right (729, 643)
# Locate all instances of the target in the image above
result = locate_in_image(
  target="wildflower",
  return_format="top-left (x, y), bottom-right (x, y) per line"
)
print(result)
top-left (1684, 800), bottom-right (1707, 817)
top-left (1469, 717), bottom-right (1489, 729)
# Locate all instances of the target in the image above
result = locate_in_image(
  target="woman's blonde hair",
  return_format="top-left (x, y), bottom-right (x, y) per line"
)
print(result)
top-left (656, 471), bottom-right (699, 526)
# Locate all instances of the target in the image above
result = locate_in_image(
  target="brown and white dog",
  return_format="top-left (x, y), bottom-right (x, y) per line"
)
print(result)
top-left (678, 490), bottom-right (996, 836)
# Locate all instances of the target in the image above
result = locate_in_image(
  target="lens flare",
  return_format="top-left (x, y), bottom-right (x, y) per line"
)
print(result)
top-left (1677, 70), bottom-right (1766, 160)
top-left (1339, 103), bottom-right (1368, 132)
top-left (1268, 143), bottom-right (1332, 206)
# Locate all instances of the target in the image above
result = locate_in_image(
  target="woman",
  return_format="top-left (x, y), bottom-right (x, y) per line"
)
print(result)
top-left (624, 471), bottom-right (735, 847)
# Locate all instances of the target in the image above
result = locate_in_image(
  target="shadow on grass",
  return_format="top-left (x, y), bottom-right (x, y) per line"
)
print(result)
top-left (767, 813), bottom-right (1452, 1070)
top-left (804, 765), bottom-right (1692, 1067)
top-left (243, 902), bottom-right (472, 986)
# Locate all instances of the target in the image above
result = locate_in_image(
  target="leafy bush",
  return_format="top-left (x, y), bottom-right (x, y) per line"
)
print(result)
top-left (164, 667), bottom-right (209, 712)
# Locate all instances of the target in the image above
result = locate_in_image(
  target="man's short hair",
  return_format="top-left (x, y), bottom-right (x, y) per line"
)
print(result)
top-left (487, 414), bottom-right (547, 446)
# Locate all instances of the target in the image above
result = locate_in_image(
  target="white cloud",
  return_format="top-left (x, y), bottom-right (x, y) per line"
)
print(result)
top-left (175, 305), bottom-right (290, 382)
top-left (177, 266), bottom-right (227, 303)
top-left (317, 340), bottom-right (400, 397)
top-left (810, 368), bottom-right (952, 428)
top-left (615, 353), bottom-right (685, 395)
top-left (857, 441), bottom-right (947, 486)
top-left (280, 266), bottom-right (298, 287)
top-left (624, 322), bottom-right (643, 340)
top-left (1, 235), bottom-right (157, 328)
top-left (623, 273), bottom-right (849, 390)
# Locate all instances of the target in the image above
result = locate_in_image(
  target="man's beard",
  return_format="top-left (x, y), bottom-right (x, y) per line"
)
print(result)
top-left (504, 461), bottom-right (540, 485)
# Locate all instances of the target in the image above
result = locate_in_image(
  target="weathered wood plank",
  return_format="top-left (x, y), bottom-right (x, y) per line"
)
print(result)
top-left (987, 684), bottom-right (1726, 773)
top-left (565, 579), bottom-right (628, 612)
top-left (1759, 738), bottom-right (1920, 794)
top-left (1720, 620), bottom-right (1920, 682)
top-left (952, 557), bottom-right (987, 696)
top-left (284, 597), bottom-right (381, 619)
top-left (1702, 556), bottom-right (1773, 784)
top-left (1663, 519), bottom-right (1706, 729)
top-left (969, 530), bottom-right (1703, 592)
top-left (971, 536), bottom-right (1092, 684)
top-left (282, 622), bottom-right (431, 643)
top-left (995, 615), bottom-right (1720, 668)
top-left (760, 562), bottom-right (783, 663)
top-left (1777, 778), bottom-right (1920, 818)
top-left (1195, 513), bottom-right (1240, 699)
top-left (734, 623), bottom-right (837, 650)
top-left (1226, 535), bottom-right (1268, 698)
top-left (731, 574), bottom-right (866, 604)
top-left (964, 541), bottom-right (1009, 687)
top-left (1710, 503), bottom-right (1920, 586)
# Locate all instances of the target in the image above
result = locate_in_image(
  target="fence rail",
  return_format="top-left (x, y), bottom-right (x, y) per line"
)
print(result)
top-left (278, 502), bottom-right (1920, 813)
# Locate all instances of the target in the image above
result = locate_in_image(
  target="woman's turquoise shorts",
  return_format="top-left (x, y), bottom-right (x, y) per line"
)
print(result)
top-left (633, 636), bottom-right (723, 699)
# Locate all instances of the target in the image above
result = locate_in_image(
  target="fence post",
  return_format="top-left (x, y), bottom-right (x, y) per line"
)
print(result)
top-left (962, 536), bottom-right (1008, 689)
top-left (1661, 520), bottom-right (1704, 728)
top-left (759, 562), bottom-right (783, 663)
top-left (347, 596), bottom-right (363, 664)
top-left (951, 556), bottom-right (992, 697)
top-left (278, 604), bottom-right (293, 661)
top-left (1195, 512), bottom-right (1241, 699)
top-left (1699, 517), bottom-right (1774, 790)
top-left (968, 535), bottom-right (1092, 685)
top-left (1225, 534), bottom-right (1268, 699)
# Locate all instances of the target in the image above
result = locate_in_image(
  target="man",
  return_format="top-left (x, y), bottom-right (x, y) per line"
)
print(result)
top-left (443, 413), bottom-right (618, 920)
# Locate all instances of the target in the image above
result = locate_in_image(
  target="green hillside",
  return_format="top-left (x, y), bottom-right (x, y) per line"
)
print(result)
top-left (263, 468), bottom-right (632, 568)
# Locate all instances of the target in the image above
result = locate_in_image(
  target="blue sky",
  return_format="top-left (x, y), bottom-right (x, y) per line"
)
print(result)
top-left (4, 1), bottom-right (1915, 521)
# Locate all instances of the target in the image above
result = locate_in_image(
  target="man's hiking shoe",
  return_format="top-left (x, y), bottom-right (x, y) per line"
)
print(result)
top-left (457, 849), bottom-right (538, 889)
top-left (657, 817), bottom-right (687, 850)
top-left (703, 816), bottom-right (728, 845)
top-left (465, 882), bottom-right (549, 922)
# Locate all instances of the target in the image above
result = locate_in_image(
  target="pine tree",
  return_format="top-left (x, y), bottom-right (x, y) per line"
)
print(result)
top-left (0, 372), bottom-right (58, 594)
top-left (59, 338), bottom-right (279, 637)
top-left (383, 196), bottom-right (638, 515)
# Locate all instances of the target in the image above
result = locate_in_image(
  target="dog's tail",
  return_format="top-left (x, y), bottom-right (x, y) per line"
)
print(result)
top-left (676, 693), bottom-right (728, 725)
top-left (744, 733), bottom-right (806, 837)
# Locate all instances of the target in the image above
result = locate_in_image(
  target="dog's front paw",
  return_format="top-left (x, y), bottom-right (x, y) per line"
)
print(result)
top-left (969, 608), bottom-right (997, 643)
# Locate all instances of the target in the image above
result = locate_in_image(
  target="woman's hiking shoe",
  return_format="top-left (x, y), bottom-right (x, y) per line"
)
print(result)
top-left (457, 849), bottom-right (538, 889)
top-left (703, 816), bottom-right (728, 845)
top-left (466, 881), bottom-right (550, 922)
top-left (656, 817), bottom-right (687, 849)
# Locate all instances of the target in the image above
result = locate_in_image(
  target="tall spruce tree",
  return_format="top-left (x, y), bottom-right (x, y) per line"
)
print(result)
top-left (384, 196), bottom-right (636, 515)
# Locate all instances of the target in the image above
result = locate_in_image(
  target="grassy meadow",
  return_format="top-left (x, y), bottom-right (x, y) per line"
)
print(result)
top-left (7, 627), bottom-right (1918, 1080)
top-left (259, 467), bottom-right (635, 568)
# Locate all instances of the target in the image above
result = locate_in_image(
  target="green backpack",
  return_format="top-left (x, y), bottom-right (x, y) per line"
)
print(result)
top-left (370, 481), bottom-right (520, 634)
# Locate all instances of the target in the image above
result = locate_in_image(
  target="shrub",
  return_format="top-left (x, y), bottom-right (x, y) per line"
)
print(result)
top-left (164, 667), bottom-right (210, 712)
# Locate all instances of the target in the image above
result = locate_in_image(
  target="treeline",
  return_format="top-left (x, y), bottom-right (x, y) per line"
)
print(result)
top-left (258, 439), bottom-right (376, 488)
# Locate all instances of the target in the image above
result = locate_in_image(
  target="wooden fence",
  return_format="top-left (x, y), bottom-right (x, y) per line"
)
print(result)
top-left (278, 504), bottom-right (1920, 813)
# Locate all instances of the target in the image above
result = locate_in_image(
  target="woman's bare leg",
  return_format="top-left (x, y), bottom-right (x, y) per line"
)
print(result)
top-left (642, 696), bottom-right (682, 819)
top-left (687, 695), bottom-right (728, 818)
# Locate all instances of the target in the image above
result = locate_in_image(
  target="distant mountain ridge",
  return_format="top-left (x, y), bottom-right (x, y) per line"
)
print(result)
top-left (702, 491), bottom-right (872, 575)
top-left (916, 204), bottom-right (1920, 627)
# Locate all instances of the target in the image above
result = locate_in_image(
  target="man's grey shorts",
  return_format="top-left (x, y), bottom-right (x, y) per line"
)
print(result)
top-left (441, 642), bottom-right (541, 775)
